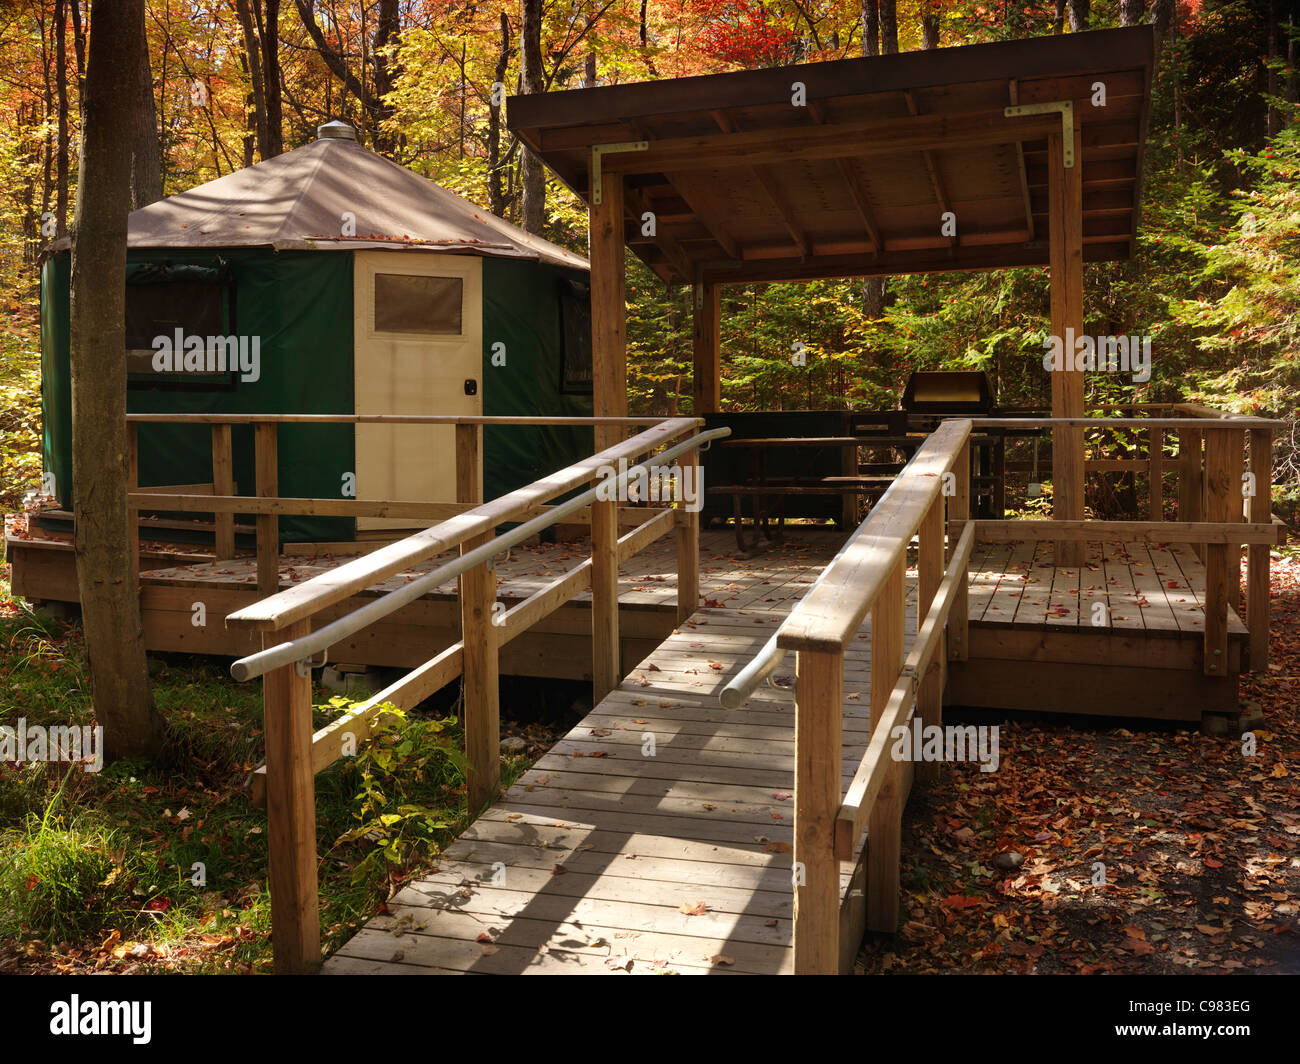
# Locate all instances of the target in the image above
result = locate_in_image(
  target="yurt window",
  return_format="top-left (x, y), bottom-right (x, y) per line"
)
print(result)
top-left (559, 278), bottom-right (593, 393)
top-left (125, 267), bottom-right (234, 387)
top-left (373, 273), bottom-right (462, 335)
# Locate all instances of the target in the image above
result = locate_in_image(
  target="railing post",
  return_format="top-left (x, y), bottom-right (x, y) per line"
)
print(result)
top-left (1203, 427), bottom-right (1234, 676)
top-left (793, 647), bottom-right (842, 975)
top-left (591, 493), bottom-right (621, 701)
top-left (917, 498), bottom-right (944, 784)
top-left (457, 424), bottom-right (499, 812)
top-left (262, 618), bottom-right (321, 974)
top-left (1246, 428), bottom-right (1272, 670)
top-left (212, 423), bottom-right (235, 560)
top-left (675, 450), bottom-right (700, 624)
top-left (948, 439), bottom-right (970, 662)
top-left (254, 422), bottom-right (279, 595)
top-left (1179, 426), bottom-right (1204, 559)
top-left (867, 560), bottom-right (906, 933)
top-left (127, 421), bottom-right (140, 583)
top-left (1147, 425), bottom-right (1163, 521)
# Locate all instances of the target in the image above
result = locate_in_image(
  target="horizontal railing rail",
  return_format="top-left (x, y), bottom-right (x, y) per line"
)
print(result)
top-left (720, 418), bottom-right (972, 974)
top-left (230, 426), bottom-right (730, 681)
top-left (209, 413), bottom-right (725, 972)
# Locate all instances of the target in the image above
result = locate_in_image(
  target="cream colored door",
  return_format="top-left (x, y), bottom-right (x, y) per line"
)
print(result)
top-left (353, 251), bottom-right (482, 530)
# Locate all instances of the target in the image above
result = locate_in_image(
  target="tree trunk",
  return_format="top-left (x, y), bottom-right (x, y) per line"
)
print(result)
top-left (1288, 23), bottom-right (1298, 106)
top-left (1054, 0), bottom-right (1065, 34)
top-left (233, 0), bottom-right (269, 161)
top-left (55, 0), bottom-right (70, 237)
top-left (921, 6), bottom-right (939, 49)
top-left (1068, 0), bottom-right (1089, 33)
top-left (71, 0), bottom-right (165, 762)
top-left (520, 0), bottom-right (545, 235)
top-left (1267, 0), bottom-right (1281, 137)
top-left (488, 11), bottom-right (511, 218)
top-left (1151, 0), bottom-right (1173, 56)
top-left (880, 0), bottom-right (898, 54)
top-left (372, 0), bottom-right (399, 153)
top-left (862, 0), bottom-right (878, 56)
top-left (1120, 0), bottom-right (1143, 26)
top-left (259, 0), bottom-right (283, 156)
top-left (130, 5), bottom-right (162, 208)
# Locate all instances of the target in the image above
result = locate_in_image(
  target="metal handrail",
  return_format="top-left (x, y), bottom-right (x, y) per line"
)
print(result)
top-left (719, 423), bottom-right (966, 709)
top-left (230, 426), bottom-right (730, 682)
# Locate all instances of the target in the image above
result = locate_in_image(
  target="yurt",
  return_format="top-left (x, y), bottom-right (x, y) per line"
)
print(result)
top-left (39, 120), bottom-right (593, 543)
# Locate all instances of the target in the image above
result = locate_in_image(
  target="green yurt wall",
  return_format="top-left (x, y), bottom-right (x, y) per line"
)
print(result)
top-left (40, 247), bottom-right (355, 544)
top-left (481, 258), bottom-right (594, 502)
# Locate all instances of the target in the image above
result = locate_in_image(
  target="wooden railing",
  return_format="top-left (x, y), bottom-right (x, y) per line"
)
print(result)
top-left (126, 414), bottom-right (722, 974)
top-left (976, 414), bottom-right (1286, 671)
top-left (124, 413), bottom-right (675, 594)
top-left (753, 418), bottom-right (974, 974)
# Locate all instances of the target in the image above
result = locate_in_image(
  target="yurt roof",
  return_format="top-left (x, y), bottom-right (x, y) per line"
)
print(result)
top-left (54, 128), bottom-right (587, 272)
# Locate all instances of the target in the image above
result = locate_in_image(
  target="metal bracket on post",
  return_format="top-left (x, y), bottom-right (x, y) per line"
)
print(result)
top-left (294, 650), bottom-right (327, 678)
top-left (591, 141), bottom-right (648, 204)
top-left (1003, 100), bottom-right (1075, 167)
top-left (900, 663), bottom-right (919, 699)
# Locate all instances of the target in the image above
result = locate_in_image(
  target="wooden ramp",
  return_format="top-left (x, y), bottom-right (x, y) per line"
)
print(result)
top-left (324, 590), bottom-right (918, 975)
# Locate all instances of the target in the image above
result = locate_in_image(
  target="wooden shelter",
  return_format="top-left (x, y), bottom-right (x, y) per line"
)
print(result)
top-left (509, 25), bottom-right (1156, 561)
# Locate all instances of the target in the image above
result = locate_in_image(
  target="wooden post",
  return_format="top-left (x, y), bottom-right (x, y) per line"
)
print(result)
top-left (1147, 425), bottom-right (1163, 522)
top-left (126, 421), bottom-right (140, 583)
top-left (262, 618), bottom-right (321, 974)
top-left (867, 560), bottom-right (905, 932)
top-left (254, 422), bottom-right (279, 596)
top-left (917, 498), bottom-right (943, 784)
top-left (1179, 427), bottom-right (1204, 559)
top-left (1246, 428), bottom-right (1272, 670)
top-left (591, 168), bottom-right (627, 454)
top-left (691, 279), bottom-right (721, 415)
top-left (675, 452), bottom-right (700, 624)
top-left (793, 647), bottom-right (842, 975)
top-left (1203, 428), bottom-right (1234, 676)
top-left (456, 424), bottom-right (499, 812)
top-left (1048, 127), bottom-right (1085, 567)
top-left (948, 440), bottom-right (970, 662)
top-left (211, 423), bottom-right (235, 559)
top-left (591, 495), bottom-right (621, 701)
top-left (455, 423), bottom-right (480, 506)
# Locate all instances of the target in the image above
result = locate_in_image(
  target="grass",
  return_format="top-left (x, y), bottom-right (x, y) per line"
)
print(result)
top-left (0, 577), bottom-right (518, 973)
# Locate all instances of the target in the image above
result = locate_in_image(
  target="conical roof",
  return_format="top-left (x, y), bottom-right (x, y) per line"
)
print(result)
top-left (69, 135), bottom-right (587, 271)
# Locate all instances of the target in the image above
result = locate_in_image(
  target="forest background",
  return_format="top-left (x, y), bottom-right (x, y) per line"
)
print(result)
top-left (0, 0), bottom-right (1297, 515)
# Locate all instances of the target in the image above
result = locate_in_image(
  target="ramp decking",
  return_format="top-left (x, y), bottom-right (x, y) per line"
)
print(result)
top-left (324, 584), bottom-right (919, 975)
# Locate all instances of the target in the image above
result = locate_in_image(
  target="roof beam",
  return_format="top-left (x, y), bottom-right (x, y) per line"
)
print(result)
top-left (599, 108), bottom-right (1062, 174)
top-left (807, 100), bottom-right (882, 256)
top-left (904, 90), bottom-right (955, 249)
top-left (711, 110), bottom-right (809, 259)
top-left (1009, 81), bottom-right (1037, 242)
top-left (667, 171), bottom-right (743, 261)
top-left (623, 183), bottom-right (694, 282)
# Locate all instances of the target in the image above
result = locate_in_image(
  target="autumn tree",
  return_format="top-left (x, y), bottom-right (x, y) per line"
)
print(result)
top-left (519, 0), bottom-right (545, 233)
top-left (70, 0), bottom-right (165, 760)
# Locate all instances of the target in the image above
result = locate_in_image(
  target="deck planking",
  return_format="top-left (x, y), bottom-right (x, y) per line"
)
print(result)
top-left (324, 584), bottom-right (918, 976)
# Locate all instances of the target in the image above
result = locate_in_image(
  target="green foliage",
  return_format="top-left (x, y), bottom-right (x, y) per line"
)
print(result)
top-left (326, 700), bottom-right (467, 885)
top-left (0, 776), bottom-right (151, 942)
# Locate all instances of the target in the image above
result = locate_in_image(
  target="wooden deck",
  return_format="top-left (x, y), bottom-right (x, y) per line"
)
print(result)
top-left (949, 537), bottom-right (1248, 720)
top-left (324, 587), bottom-right (919, 975)
top-left (966, 538), bottom-right (1247, 635)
